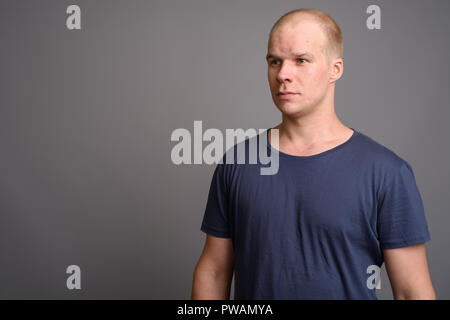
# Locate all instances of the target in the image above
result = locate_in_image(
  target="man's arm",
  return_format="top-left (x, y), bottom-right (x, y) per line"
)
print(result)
top-left (383, 243), bottom-right (436, 299)
top-left (191, 234), bottom-right (234, 299)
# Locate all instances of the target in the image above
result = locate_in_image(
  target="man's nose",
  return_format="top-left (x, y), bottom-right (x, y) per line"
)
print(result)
top-left (276, 61), bottom-right (293, 83)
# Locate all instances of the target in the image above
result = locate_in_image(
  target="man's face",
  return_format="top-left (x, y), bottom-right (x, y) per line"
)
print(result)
top-left (267, 18), bottom-right (332, 117)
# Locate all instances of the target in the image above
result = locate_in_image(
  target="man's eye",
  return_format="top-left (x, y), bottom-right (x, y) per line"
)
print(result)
top-left (270, 60), bottom-right (280, 65)
top-left (297, 59), bottom-right (307, 63)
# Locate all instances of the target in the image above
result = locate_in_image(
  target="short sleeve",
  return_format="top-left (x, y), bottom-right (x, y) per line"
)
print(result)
top-left (200, 162), bottom-right (231, 238)
top-left (377, 161), bottom-right (431, 249)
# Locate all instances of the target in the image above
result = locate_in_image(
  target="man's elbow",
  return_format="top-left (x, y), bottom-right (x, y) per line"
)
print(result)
top-left (191, 263), bottom-right (233, 300)
top-left (393, 286), bottom-right (437, 300)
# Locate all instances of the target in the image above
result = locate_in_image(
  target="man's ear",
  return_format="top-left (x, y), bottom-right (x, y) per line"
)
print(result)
top-left (329, 58), bottom-right (343, 84)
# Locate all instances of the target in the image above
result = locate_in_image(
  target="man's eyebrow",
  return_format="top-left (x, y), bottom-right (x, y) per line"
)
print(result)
top-left (293, 52), bottom-right (313, 57)
top-left (266, 52), bottom-right (313, 60)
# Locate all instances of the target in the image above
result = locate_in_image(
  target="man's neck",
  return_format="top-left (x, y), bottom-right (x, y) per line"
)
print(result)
top-left (277, 112), bottom-right (348, 145)
top-left (268, 108), bottom-right (353, 157)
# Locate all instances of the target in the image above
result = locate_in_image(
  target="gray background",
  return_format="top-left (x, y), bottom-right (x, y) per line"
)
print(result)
top-left (0, 0), bottom-right (448, 299)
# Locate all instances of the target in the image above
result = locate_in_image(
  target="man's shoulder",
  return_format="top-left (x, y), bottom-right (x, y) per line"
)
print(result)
top-left (221, 131), bottom-right (265, 165)
top-left (354, 129), bottom-right (410, 170)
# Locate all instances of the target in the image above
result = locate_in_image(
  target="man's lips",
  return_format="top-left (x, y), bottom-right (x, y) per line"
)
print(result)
top-left (278, 91), bottom-right (297, 95)
top-left (277, 91), bottom-right (299, 99)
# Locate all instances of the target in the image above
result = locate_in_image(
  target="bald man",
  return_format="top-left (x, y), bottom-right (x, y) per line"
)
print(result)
top-left (191, 9), bottom-right (435, 300)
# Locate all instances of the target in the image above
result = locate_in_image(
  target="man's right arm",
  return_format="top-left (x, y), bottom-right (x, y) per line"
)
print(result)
top-left (191, 234), bottom-right (234, 299)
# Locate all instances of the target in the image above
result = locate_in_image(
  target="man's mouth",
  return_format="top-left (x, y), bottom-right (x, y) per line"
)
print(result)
top-left (277, 91), bottom-right (298, 98)
top-left (278, 91), bottom-right (296, 95)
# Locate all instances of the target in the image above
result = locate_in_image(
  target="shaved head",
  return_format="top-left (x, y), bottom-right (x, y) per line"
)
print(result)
top-left (269, 9), bottom-right (343, 62)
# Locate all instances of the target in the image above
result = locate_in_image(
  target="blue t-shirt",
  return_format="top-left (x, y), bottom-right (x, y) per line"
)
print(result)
top-left (200, 128), bottom-right (431, 299)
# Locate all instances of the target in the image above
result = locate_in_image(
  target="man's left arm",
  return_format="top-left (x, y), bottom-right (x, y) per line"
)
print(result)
top-left (383, 243), bottom-right (436, 300)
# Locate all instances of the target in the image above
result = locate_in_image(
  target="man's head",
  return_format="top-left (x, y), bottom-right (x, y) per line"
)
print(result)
top-left (266, 9), bottom-right (344, 118)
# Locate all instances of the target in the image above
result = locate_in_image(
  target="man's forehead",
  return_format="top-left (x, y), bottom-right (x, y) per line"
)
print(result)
top-left (267, 35), bottom-right (319, 58)
top-left (271, 25), bottom-right (324, 45)
top-left (268, 23), bottom-right (326, 58)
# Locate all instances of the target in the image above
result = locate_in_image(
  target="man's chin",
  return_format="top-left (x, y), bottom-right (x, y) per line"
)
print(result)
top-left (275, 102), bottom-right (307, 117)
